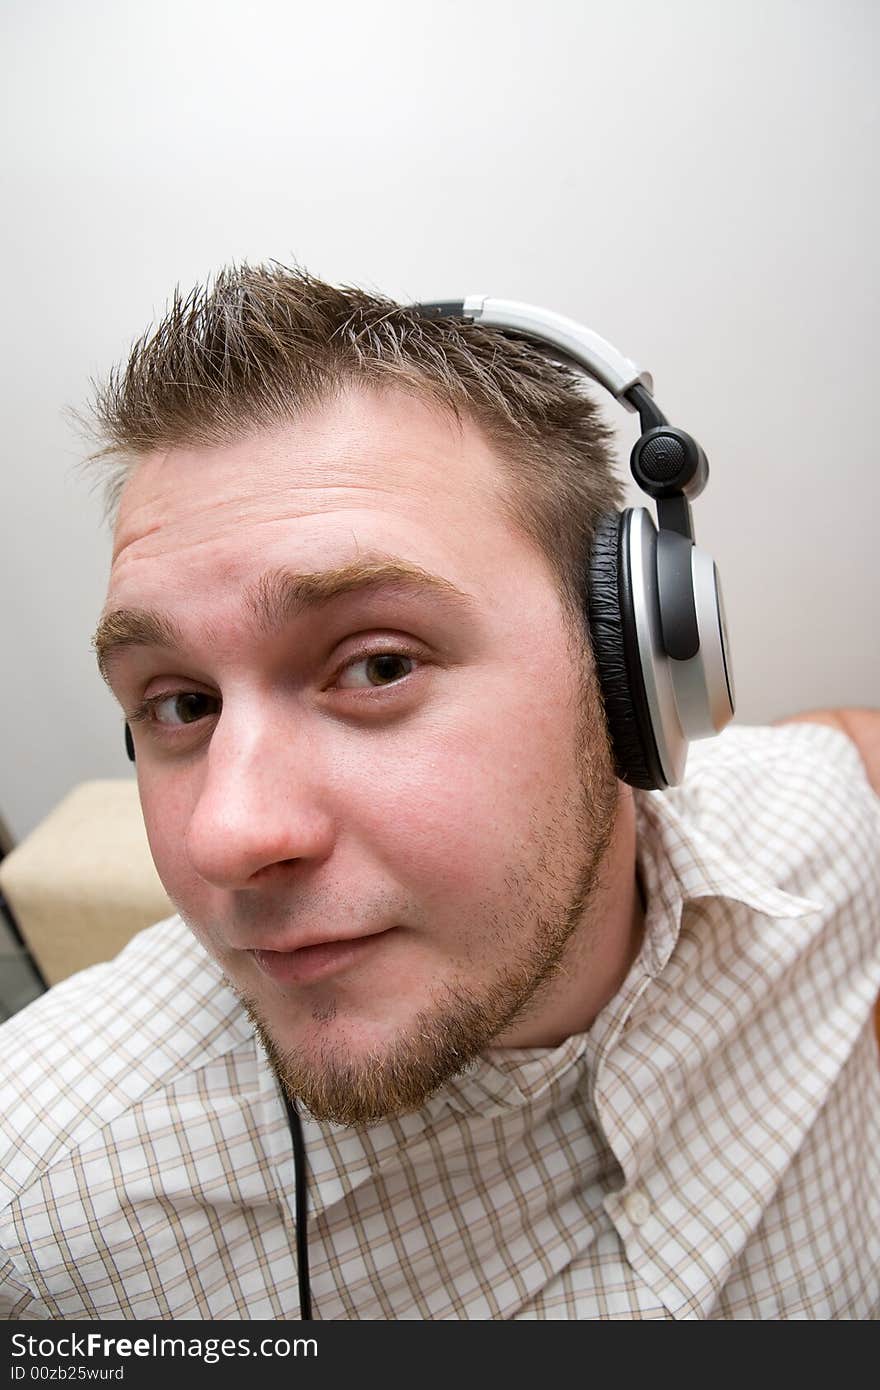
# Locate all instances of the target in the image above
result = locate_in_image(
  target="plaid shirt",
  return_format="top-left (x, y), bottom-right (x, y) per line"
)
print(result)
top-left (1, 723), bottom-right (878, 1320)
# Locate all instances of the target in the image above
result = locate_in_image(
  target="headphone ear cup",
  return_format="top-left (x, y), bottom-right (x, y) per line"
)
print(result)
top-left (587, 510), bottom-right (666, 790)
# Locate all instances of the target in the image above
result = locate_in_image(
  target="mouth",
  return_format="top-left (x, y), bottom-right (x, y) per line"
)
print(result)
top-left (248, 927), bottom-right (396, 986)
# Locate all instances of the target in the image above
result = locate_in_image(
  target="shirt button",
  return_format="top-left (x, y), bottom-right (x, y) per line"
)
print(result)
top-left (623, 1190), bottom-right (651, 1226)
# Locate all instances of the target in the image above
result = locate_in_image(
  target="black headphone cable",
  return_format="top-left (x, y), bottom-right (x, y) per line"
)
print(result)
top-left (281, 1089), bottom-right (313, 1320)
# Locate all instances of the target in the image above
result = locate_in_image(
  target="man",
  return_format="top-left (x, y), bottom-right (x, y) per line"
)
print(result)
top-left (1, 266), bottom-right (878, 1320)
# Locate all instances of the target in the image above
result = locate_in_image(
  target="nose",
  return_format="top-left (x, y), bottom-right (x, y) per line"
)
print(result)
top-left (184, 703), bottom-right (337, 890)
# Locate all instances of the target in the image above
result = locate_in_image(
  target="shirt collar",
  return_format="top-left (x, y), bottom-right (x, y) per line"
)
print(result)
top-left (632, 785), bottom-right (821, 980)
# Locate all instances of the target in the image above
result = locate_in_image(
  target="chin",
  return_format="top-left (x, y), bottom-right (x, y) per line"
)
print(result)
top-left (230, 974), bottom-right (509, 1127)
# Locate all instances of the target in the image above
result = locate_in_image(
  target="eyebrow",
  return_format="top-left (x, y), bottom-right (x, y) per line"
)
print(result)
top-left (92, 557), bottom-right (479, 684)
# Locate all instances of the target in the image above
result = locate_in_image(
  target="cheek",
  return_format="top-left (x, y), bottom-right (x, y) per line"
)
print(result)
top-left (137, 772), bottom-right (202, 901)
top-left (350, 690), bottom-right (583, 903)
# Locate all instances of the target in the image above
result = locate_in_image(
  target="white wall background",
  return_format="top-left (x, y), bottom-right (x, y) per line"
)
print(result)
top-left (1, 0), bottom-right (877, 843)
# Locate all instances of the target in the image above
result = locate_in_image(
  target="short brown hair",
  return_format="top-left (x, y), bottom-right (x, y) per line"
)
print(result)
top-left (83, 262), bottom-right (623, 643)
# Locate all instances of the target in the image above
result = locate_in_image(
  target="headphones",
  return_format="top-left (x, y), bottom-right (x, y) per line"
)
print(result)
top-left (410, 297), bottom-right (735, 790)
top-left (124, 296), bottom-right (735, 789)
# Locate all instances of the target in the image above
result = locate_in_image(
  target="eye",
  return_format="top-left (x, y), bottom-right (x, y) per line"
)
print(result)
top-left (335, 652), bottom-right (416, 690)
top-left (138, 691), bottom-right (220, 727)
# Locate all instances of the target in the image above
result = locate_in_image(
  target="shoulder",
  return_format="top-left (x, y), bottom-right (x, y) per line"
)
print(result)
top-left (675, 717), bottom-right (877, 819)
top-left (665, 721), bottom-right (880, 905)
top-left (772, 708), bottom-right (880, 794)
top-left (0, 915), bottom-right (254, 1213)
top-left (681, 717), bottom-right (875, 792)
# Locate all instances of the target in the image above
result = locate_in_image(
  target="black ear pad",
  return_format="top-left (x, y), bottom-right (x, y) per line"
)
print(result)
top-left (587, 510), bottom-right (667, 790)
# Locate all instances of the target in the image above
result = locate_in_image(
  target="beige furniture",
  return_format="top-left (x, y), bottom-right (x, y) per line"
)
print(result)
top-left (0, 781), bottom-right (173, 986)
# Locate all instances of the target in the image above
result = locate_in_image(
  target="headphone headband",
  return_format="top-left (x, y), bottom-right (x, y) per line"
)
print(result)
top-left (410, 294), bottom-right (735, 789)
top-left (414, 295), bottom-right (655, 411)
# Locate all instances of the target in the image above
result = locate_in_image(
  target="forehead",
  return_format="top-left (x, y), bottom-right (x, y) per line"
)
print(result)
top-left (107, 386), bottom-right (516, 605)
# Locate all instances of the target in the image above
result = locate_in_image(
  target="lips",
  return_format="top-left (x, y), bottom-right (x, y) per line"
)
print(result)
top-left (249, 927), bottom-right (395, 986)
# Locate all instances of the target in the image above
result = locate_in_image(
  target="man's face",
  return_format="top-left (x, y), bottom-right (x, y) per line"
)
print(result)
top-left (99, 385), bottom-right (624, 1124)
